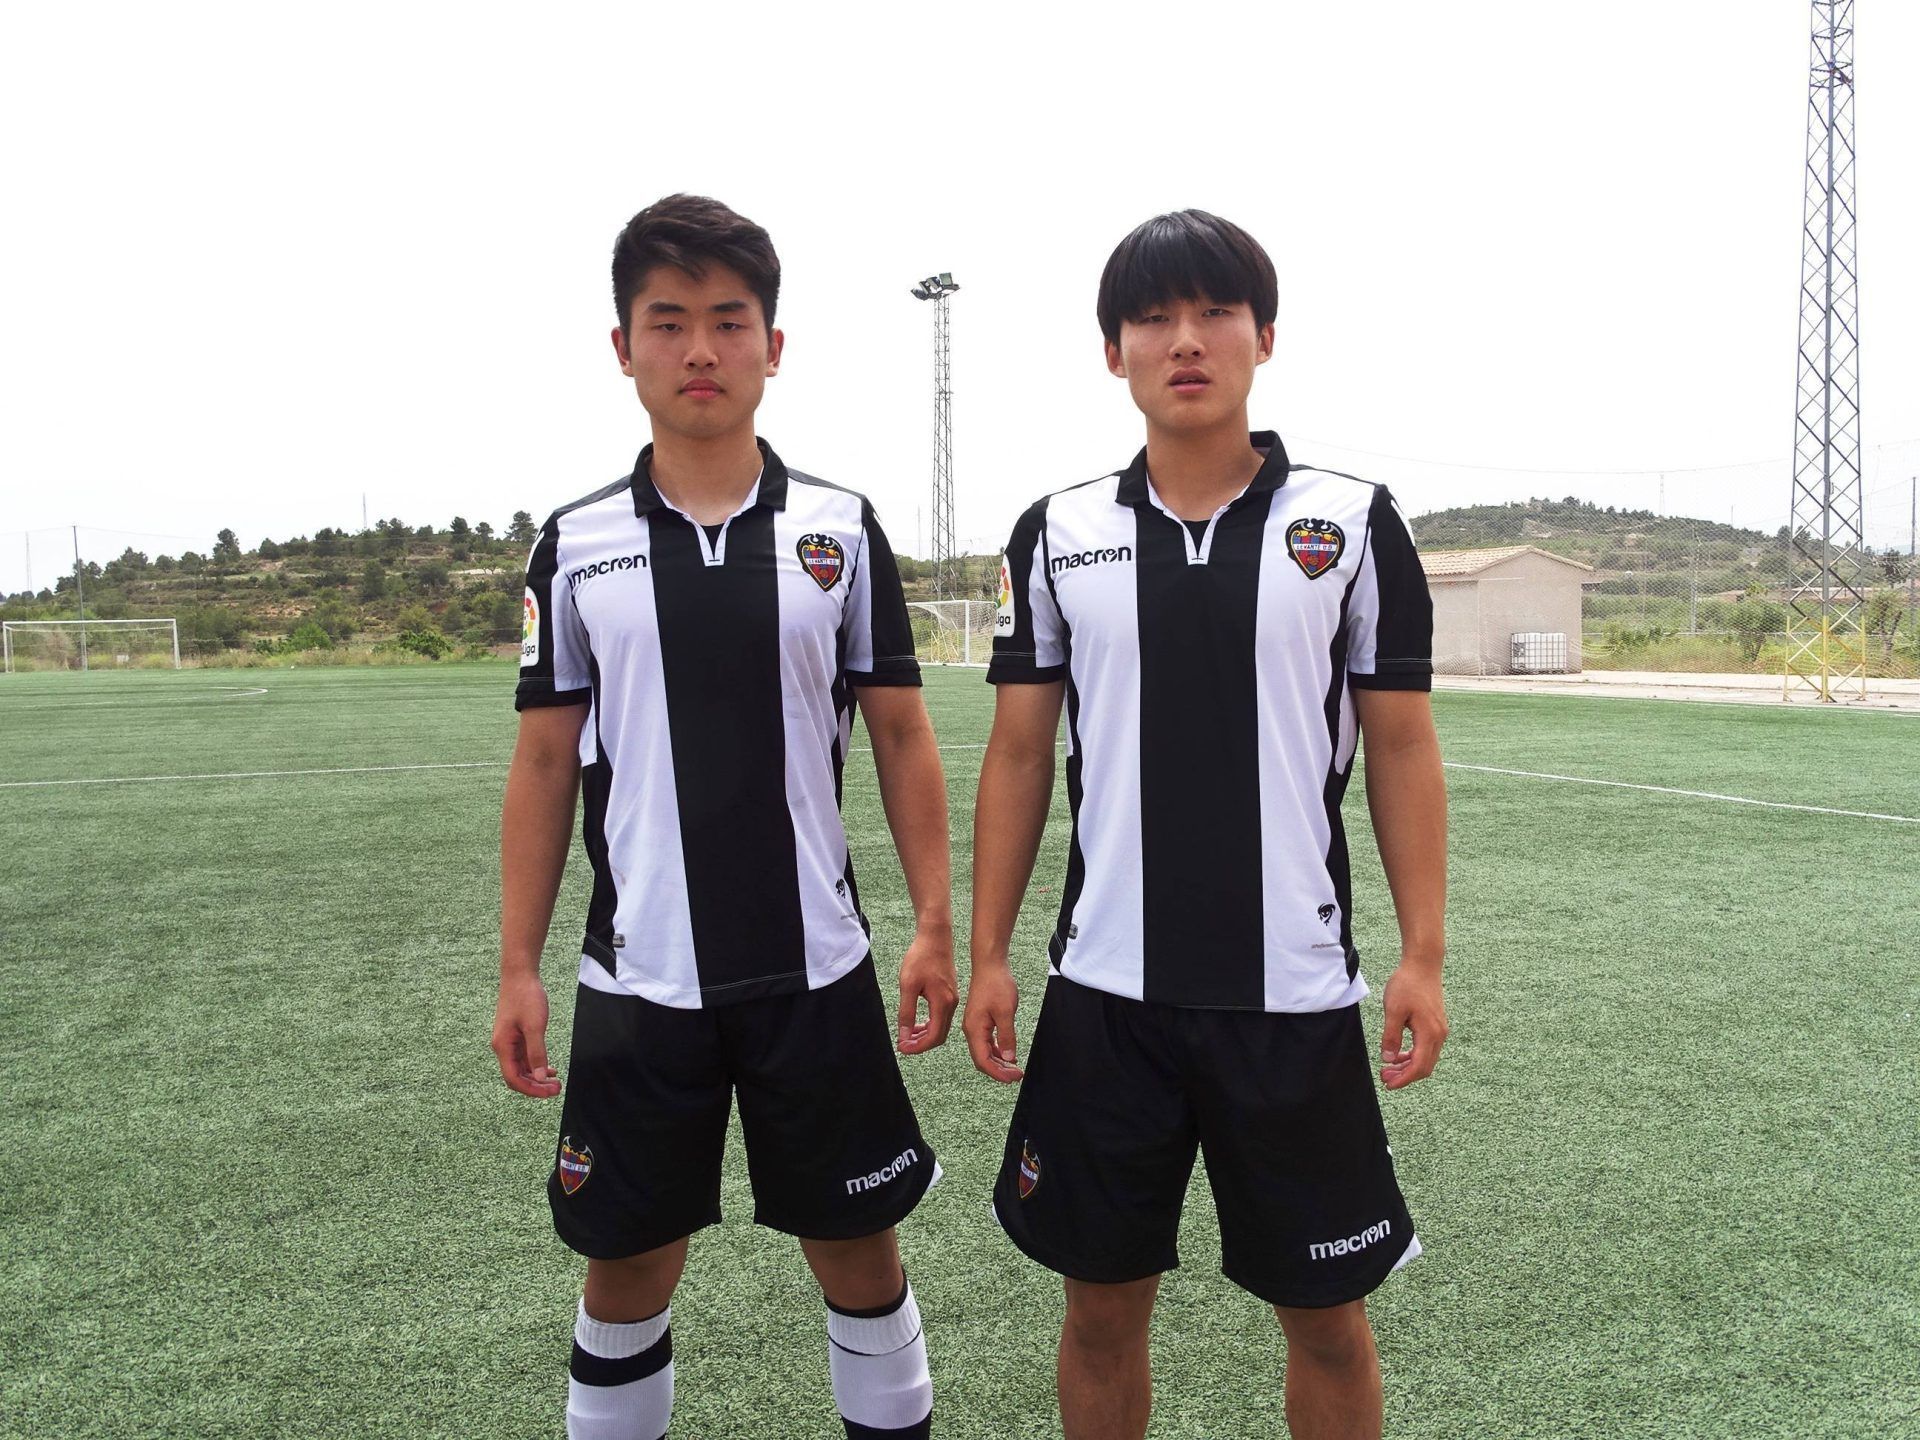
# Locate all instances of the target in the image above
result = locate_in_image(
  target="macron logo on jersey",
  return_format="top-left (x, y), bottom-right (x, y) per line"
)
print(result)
top-left (1308, 1219), bottom-right (1392, 1261)
top-left (845, 1147), bottom-right (919, 1195)
top-left (1051, 545), bottom-right (1133, 576)
top-left (566, 553), bottom-right (649, 590)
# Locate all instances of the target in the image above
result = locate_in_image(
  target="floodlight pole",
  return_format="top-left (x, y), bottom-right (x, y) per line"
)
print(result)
top-left (1908, 475), bottom-right (1916, 651)
top-left (910, 274), bottom-right (960, 599)
top-left (72, 525), bottom-right (88, 672)
top-left (1784, 1), bottom-right (1866, 700)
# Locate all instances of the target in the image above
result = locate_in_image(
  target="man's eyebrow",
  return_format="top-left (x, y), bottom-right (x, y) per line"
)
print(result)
top-left (643, 300), bottom-right (688, 314)
top-left (710, 299), bottom-right (749, 313)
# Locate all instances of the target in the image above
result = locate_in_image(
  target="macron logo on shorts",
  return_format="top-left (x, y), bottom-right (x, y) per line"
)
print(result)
top-left (1308, 1218), bottom-right (1392, 1261)
top-left (845, 1146), bottom-right (919, 1195)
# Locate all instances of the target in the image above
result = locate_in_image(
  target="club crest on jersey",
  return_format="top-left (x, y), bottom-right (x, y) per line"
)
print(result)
top-left (797, 534), bottom-right (845, 591)
top-left (521, 589), bottom-right (540, 665)
top-left (1016, 1141), bottom-right (1041, 1200)
top-left (557, 1136), bottom-right (593, 1196)
top-left (1286, 518), bottom-right (1345, 579)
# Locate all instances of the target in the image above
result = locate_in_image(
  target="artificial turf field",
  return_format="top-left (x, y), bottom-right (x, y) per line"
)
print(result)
top-left (1, 662), bottom-right (1915, 1440)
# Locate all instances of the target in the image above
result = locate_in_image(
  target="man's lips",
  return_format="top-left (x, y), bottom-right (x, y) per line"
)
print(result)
top-left (1169, 369), bottom-right (1210, 393)
top-left (680, 380), bottom-right (722, 397)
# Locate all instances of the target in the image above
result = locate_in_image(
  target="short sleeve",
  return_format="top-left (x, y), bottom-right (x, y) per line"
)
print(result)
top-left (842, 500), bottom-right (922, 688)
top-left (1346, 486), bottom-right (1433, 691)
top-left (986, 498), bottom-right (1068, 684)
top-left (513, 514), bottom-right (594, 710)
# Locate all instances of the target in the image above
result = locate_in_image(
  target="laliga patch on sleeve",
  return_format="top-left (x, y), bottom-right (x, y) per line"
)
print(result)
top-left (994, 555), bottom-right (1016, 635)
top-left (521, 588), bottom-right (540, 666)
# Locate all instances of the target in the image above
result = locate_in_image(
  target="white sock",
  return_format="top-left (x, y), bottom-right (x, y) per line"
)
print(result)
top-left (825, 1281), bottom-right (932, 1437)
top-left (567, 1299), bottom-right (674, 1440)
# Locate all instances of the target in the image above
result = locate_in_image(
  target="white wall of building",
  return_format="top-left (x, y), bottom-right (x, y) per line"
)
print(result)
top-left (1428, 552), bottom-right (1585, 674)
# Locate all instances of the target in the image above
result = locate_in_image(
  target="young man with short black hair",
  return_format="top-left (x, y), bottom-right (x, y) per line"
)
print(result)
top-left (964, 209), bottom-right (1448, 1440)
top-left (494, 193), bottom-right (954, 1440)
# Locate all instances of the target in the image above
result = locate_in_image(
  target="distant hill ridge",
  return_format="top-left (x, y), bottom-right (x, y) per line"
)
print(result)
top-left (1407, 497), bottom-right (1774, 574)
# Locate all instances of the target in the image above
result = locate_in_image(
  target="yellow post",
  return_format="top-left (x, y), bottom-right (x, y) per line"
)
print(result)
top-left (1820, 616), bottom-right (1832, 702)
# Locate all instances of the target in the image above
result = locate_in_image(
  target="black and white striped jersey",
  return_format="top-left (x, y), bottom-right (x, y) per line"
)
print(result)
top-left (988, 432), bottom-right (1433, 1014)
top-left (515, 439), bottom-right (920, 1009)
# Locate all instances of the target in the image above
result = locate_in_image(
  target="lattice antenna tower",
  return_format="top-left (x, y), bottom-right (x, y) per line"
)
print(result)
top-left (910, 274), bottom-right (960, 598)
top-left (1785, 1), bottom-right (1867, 699)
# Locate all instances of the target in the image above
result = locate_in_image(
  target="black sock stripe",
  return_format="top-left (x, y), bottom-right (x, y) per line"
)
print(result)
top-left (826, 1276), bottom-right (909, 1320)
top-left (569, 1330), bottom-right (672, 1388)
top-left (843, 1410), bottom-right (932, 1439)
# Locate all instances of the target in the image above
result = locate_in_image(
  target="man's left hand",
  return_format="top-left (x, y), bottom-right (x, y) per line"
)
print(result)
top-left (1380, 962), bottom-right (1448, 1090)
top-left (897, 925), bottom-right (958, 1055)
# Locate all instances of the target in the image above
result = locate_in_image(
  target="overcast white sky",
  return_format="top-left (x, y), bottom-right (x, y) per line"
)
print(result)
top-left (3, 1), bottom-right (1916, 595)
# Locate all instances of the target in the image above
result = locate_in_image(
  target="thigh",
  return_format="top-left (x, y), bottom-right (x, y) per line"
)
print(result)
top-left (726, 957), bottom-right (936, 1240)
top-left (548, 983), bottom-right (732, 1260)
top-left (992, 976), bottom-right (1198, 1285)
top-left (1187, 1004), bottom-right (1418, 1308)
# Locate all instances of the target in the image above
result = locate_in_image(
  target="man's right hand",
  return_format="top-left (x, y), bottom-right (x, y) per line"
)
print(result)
top-left (492, 972), bottom-right (562, 1097)
top-left (962, 962), bottom-right (1024, 1083)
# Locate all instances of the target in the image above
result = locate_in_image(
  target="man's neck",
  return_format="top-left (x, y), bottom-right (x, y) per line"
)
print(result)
top-left (1143, 412), bottom-right (1263, 521)
top-left (648, 426), bottom-right (764, 526)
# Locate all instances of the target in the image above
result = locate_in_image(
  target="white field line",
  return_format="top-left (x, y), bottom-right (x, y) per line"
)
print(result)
top-left (0, 746), bottom-right (987, 787)
top-left (0, 684), bottom-right (271, 710)
top-left (5, 747), bottom-right (1914, 825)
top-left (1441, 762), bottom-right (1920, 825)
top-left (0, 760), bottom-right (504, 789)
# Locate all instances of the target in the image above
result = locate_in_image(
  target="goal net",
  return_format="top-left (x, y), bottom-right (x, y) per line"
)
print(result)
top-left (3, 619), bottom-right (181, 672)
top-left (907, 600), bottom-right (996, 667)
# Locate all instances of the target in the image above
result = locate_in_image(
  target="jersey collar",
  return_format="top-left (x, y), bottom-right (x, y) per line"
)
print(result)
top-left (1114, 430), bottom-right (1291, 507)
top-left (631, 437), bottom-right (790, 517)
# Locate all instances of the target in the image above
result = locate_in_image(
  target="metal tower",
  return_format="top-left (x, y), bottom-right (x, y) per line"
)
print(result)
top-left (910, 273), bottom-right (960, 598)
top-left (1785, 1), bottom-right (1867, 700)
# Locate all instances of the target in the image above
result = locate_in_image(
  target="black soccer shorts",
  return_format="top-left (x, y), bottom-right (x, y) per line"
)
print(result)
top-left (548, 956), bottom-right (936, 1259)
top-left (991, 974), bottom-right (1420, 1309)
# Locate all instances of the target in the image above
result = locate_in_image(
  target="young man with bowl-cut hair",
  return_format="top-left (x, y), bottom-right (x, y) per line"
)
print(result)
top-left (965, 208), bottom-right (1448, 1440)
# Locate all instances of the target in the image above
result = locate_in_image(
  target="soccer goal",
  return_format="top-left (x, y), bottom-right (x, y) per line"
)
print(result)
top-left (2, 619), bottom-right (181, 673)
top-left (907, 600), bottom-right (996, 667)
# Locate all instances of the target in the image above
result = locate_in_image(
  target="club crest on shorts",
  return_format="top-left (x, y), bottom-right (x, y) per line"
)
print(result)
top-left (1016, 1141), bottom-right (1041, 1200)
top-left (797, 533), bottom-right (845, 591)
top-left (1286, 518), bottom-right (1345, 579)
top-left (557, 1136), bottom-right (593, 1196)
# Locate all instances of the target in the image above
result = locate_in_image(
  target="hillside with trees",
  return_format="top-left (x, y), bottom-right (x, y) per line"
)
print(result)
top-left (5, 495), bottom-right (1907, 671)
top-left (1, 514), bottom-right (542, 662)
top-left (0, 510), bottom-right (1013, 665)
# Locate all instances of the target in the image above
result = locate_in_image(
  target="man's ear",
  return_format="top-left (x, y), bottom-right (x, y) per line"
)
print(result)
top-left (1254, 323), bottom-right (1275, 366)
top-left (765, 326), bottom-right (785, 377)
top-left (1106, 338), bottom-right (1127, 379)
top-left (612, 325), bottom-right (634, 377)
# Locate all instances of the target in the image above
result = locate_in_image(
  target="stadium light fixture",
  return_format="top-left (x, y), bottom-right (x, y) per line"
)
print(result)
top-left (911, 274), bottom-right (960, 301)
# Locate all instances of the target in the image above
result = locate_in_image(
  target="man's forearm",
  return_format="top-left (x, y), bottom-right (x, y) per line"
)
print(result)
top-left (867, 719), bottom-right (953, 933)
top-left (500, 755), bottom-right (579, 978)
top-left (1363, 734), bottom-right (1447, 968)
top-left (970, 742), bottom-right (1055, 969)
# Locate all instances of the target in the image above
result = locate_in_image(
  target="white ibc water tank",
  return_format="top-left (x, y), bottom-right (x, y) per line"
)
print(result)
top-left (1510, 632), bottom-right (1570, 674)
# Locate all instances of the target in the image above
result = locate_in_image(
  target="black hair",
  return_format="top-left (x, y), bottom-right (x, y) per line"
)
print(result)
top-left (612, 194), bottom-right (780, 336)
top-left (1095, 209), bottom-right (1278, 346)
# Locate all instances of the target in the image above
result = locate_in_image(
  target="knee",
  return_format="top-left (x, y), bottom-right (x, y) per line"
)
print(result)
top-left (1276, 1301), bottom-right (1374, 1368)
top-left (1063, 1278), bottom-right (1158, 1352)
top-left (585, 1243), bottom-right (685, 1320)
top-left (804, 1228), bottom-right (905, 1312)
